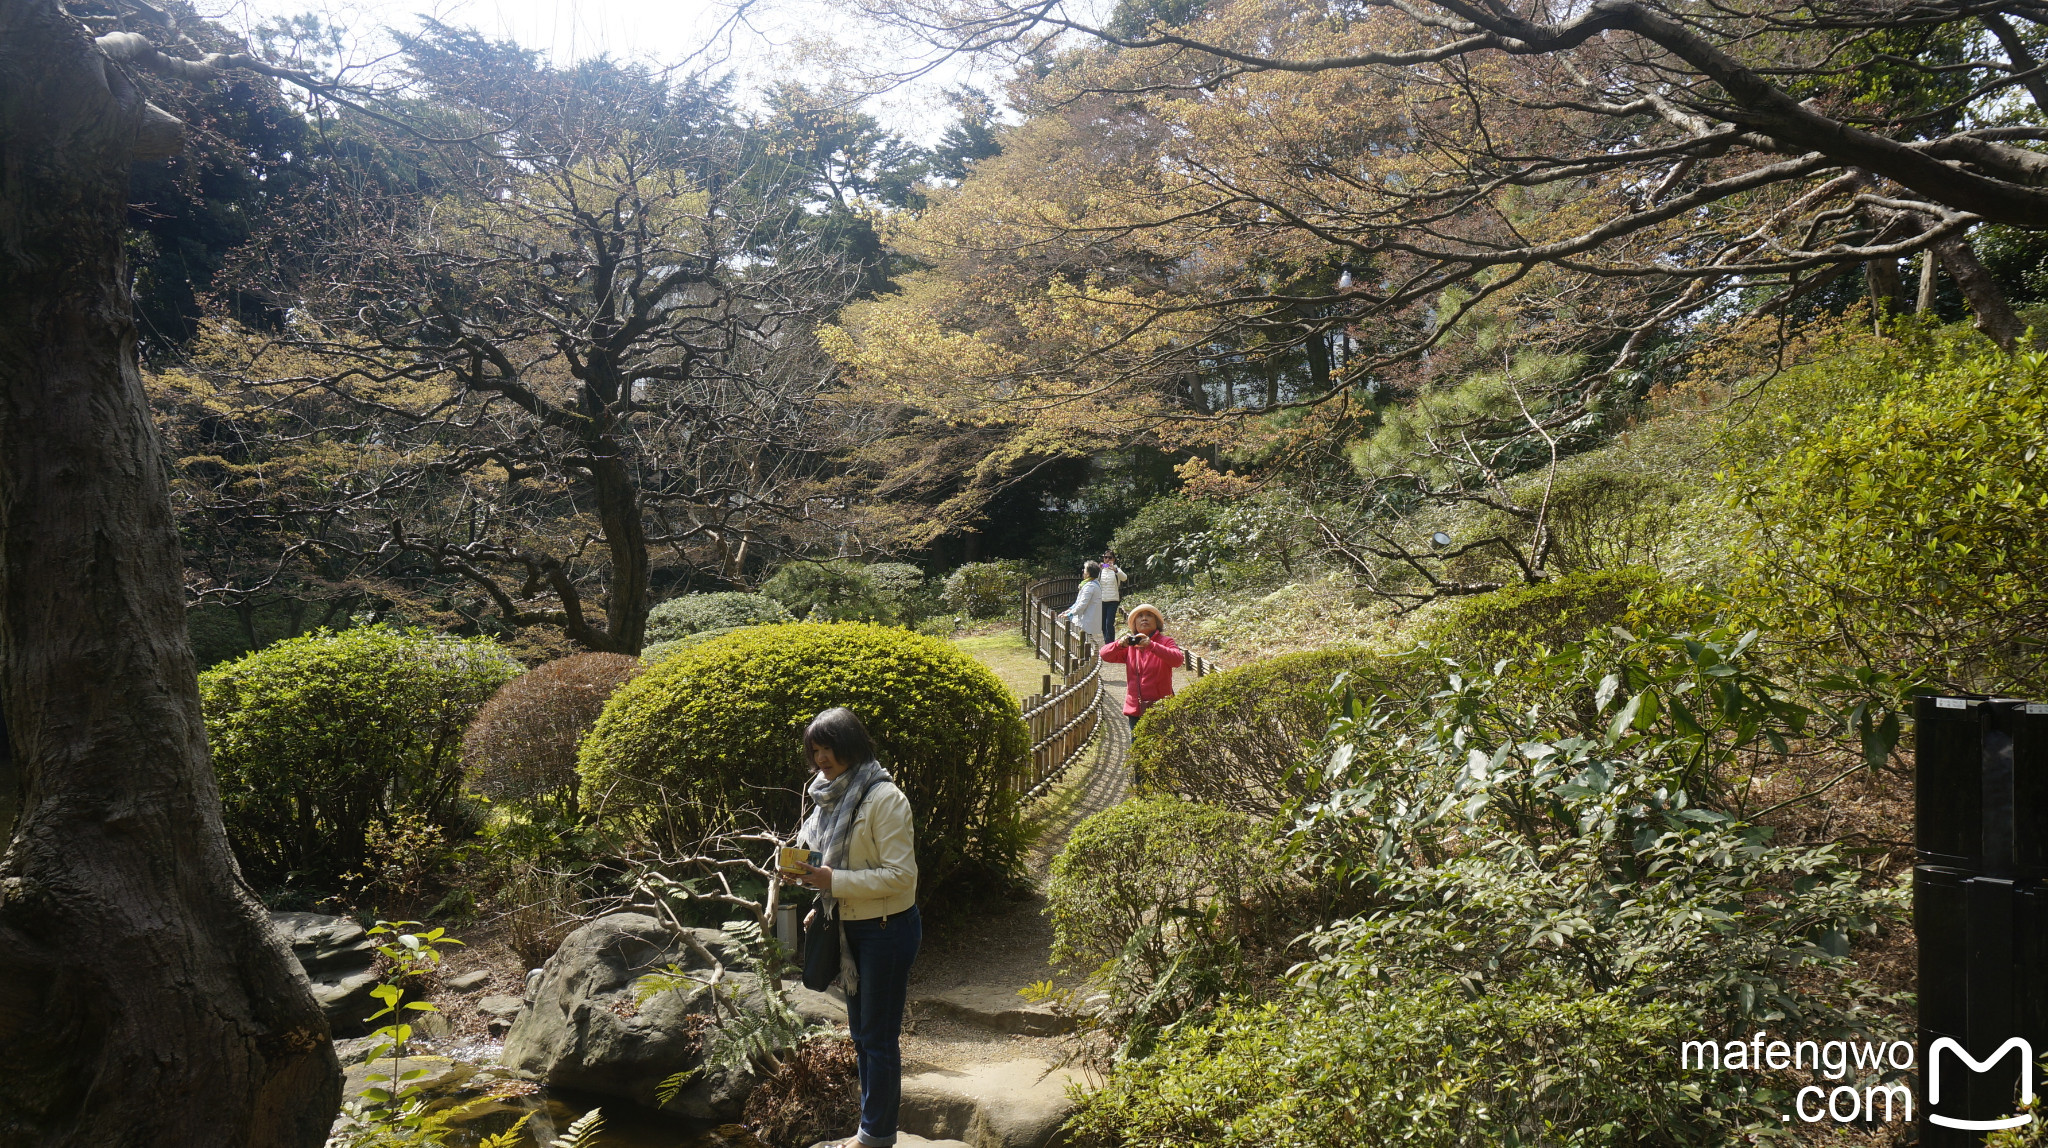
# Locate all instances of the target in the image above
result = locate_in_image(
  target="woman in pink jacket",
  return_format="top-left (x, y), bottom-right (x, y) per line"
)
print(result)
top-left (1100, 602), bottom-right (1183, 729)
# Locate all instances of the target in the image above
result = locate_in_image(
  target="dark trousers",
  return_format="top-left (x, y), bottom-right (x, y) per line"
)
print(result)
top-left (844, 905), bottom-right (922, 1146)
top-left (1101, 601), bottom-right (1120, 642)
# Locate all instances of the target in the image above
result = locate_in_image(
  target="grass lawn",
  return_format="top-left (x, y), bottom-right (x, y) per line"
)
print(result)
top-left (952, 629), bottom-right (1053, 700)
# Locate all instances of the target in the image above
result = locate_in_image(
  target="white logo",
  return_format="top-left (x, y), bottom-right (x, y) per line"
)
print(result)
top-left (1928, 1037), bottom-right (2035, 1131)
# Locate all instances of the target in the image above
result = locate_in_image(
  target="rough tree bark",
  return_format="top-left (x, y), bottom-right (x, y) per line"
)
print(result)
top-left (0, 0), bottom-right (341, 1142)
top-left (1937, 238), bottom-right (2030, 352)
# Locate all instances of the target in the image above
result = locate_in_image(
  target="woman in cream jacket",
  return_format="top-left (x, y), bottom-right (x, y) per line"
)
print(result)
top-left (788, 707), bottom-right (919, 1148)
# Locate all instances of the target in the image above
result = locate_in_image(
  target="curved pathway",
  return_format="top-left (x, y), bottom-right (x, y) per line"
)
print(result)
top-left (879, 626), bottom-right (1150, 1148)
top-left (1023, 664), bottom-right (1131, 875)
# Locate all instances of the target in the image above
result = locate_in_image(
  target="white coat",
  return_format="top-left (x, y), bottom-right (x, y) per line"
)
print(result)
top-left (1063, 579), bottom-right (1104, 640)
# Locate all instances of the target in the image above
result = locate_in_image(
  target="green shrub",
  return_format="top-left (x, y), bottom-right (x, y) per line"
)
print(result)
top-left (761, 560), bottom-right (895, 623)
top-left (1535, 469), bottom-right (1693, 573)
top-left (581, 623), bottom-right (1031, 891)
top-left (461, 653), bottom-right (643, 820)
top-left (940, 560), bottom-right (1032, 618)
top-left (1048, 797), bottom-right (1296, 1042)
top-left (639, 628), bottom-right (744, 664)
top-left (1109, 495), bottom-right (1218, 584)
top-left (201, 627), bottom-right (522, 889)
top-left (1067, 973), bottom-right (1755, 1148)
top-left (1418, 567), bottom-right (1700, 665)
top-left (868, 562), bottom-right (943, 626)
top-left (1722, 333), bottom-right (2048, 694)
top-left (645, 593), bottom-right (791, 643)
top-left (1147, 630), bottom-right (1908, 1146)
top-left (1298, 628), bottom-right (1906, 1033)
top-left (1129, 646), bottom-right (1407, 816)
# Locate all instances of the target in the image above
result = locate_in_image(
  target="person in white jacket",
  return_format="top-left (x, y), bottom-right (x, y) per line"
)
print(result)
top-left (788, 708), bottom-right (919, 1147)
top-left (1098, 552), bottom-right (1127, 640)
top-left (1061, 561), bottom-right (1104, 644)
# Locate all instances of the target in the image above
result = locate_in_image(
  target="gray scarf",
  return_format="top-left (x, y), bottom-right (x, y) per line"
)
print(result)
top-left (799, 759), bottom-right (889, 992)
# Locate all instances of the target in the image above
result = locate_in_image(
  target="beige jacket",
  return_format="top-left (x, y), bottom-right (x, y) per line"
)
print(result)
top-left (807, 781), bottom-right (918, 920)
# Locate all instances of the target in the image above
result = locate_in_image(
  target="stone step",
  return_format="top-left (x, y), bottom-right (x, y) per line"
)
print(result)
top-left (802, 1129), bottom-right (970, 1137)
top-left (898, 1057), bottom-right (1083, 1148)
top-left (911, 985), bottom-right (1075, 1037)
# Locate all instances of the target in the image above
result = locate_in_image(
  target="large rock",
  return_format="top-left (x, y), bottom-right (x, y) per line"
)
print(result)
top-left (914, 985), bottom-right (1074, 1037)
top-left (501, 912), bottom-right (842, 1119)
top-left (813, 1137), bottom-right (970, 1148)
top-left (272, 911), bottom-right (376, 972)
top-left (898, 1058), bottom-right (1082, 1148)
top-left (270, 910), bottom-right (381, 1035)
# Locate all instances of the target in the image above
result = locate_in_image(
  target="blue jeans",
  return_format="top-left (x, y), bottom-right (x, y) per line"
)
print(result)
top-left (1101, 601), bottom-right (1119, 642)
top-left (844, 905), bottom-right (921, 1146)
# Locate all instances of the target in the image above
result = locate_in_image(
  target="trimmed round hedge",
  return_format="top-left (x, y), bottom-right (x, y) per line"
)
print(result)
top-left (941, 560), bottom-right (1031, 618)
top-left (1048, 797), bottom-right (1284, 1032)
top-left (581, 622), bottom-right (1031, 891)
top-left (201, 627), bottom-right (522, 888)
top-left (463, 652), bottom-right (644, 819)
top-left (1130, 646), bottom-right (1410, 816)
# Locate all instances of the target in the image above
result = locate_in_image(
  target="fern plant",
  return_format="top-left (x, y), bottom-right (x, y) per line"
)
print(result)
top-left (633, 916), bottom-right (828, 1105)
top-left (548, 1108), bottom-right (605, 1148)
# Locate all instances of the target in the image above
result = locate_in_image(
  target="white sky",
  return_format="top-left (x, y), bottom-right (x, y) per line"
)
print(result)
top-left (201, 0), bottom-right (1002, 141)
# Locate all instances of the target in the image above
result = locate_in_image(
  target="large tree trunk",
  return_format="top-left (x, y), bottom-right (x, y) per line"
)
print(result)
top-left (1937, 237), bottom-right (2030, 352)
top-left (0, 0), bottom-right (340, 1143)
top-left (589, 456), bottom-right (650, 654)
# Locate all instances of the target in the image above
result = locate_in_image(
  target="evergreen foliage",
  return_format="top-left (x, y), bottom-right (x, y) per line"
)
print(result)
top-left (1723, 334), bottom-right (2048, 695)
top-left (200, 627), bottom-right (521, 890)
top-left (1129, 646), bottom-right (1400, 815)
top-left (1417, 568), bottom-right (1692, 664)
top-left (1066, 974), bottom-right (1739, 1148)
top-left (1047, 797), bottom-right (1295, 1047)
top-left (760, 560), bottom-right (896, 624)
top-left (580, 623), bottom-right (1030, 890)
top-left (645, 593), bottom-right (793, 643)
top-left (940, 560), bottom-right (1033, 618)
top-left (1108, 495), bottom-right (1219, 584)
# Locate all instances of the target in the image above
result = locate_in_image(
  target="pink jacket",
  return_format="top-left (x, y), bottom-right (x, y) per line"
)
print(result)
top-left (1100, 633), bottom-right (1184, 716)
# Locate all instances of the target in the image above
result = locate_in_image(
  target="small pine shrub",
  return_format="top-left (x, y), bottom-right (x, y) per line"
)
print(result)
top-left (1130, 646), bottom-right (1405, 815)
top-left (462, 653), bottom-right (643, 820)
top-left (201, 627), bottom-right (522, 890)
top-left (761, 560), bottom-right (894, 623)
top-left (940, 560), bottom-right (1032, 618)
top-left (867, 562), bottom-right (941, 625)
top-left (645, 593), bottom-right (791, 643)
top-left (580, 623), bottom-right (1031, 892)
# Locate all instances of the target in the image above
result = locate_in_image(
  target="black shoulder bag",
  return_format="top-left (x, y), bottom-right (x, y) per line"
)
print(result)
top-left (800, 775), bottom-right (881, 992)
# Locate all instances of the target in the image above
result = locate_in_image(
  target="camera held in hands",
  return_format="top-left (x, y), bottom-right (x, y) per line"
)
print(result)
top-left (1120, 631), bottom-right (1148, 646)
